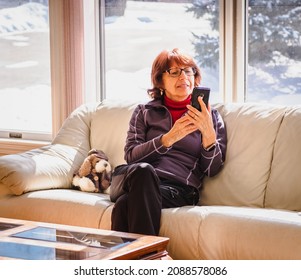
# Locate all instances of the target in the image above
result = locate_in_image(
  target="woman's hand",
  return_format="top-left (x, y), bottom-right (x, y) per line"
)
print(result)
top-left (186, 96), bottom-right (216, 149)
top-left (161, 115), bottom-right (197, 147)
top-left (162, 96), bottom-right (216, 148)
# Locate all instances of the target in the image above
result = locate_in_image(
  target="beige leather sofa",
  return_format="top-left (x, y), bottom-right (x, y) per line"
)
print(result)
top-left (1, 100), bottom-right (301, 259)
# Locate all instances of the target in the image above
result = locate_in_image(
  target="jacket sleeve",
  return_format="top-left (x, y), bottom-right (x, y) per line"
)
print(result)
top-left (199, 108), bottom-right (227, 177)
top-left (124, 105), bottom-right (171, 164)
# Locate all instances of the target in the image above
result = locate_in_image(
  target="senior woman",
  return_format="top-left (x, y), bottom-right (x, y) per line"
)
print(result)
top-left (110, 48), bottom-right (227, 236)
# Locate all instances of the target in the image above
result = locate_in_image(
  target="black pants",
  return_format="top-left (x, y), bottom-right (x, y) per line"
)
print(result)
top-left (110, 163), bottom-right (199, 236)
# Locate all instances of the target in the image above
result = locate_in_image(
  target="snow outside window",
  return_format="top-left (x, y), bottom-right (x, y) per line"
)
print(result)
top-left (0, 0), bottom-right (51, 141)
top-left (246, 0), bottom-right (301, 105)
top-left (103, 0), bottom-right (221, 104)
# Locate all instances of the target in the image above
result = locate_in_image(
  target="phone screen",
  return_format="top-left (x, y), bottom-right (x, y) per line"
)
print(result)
top-left (191, 87), bottom-right (210, 111)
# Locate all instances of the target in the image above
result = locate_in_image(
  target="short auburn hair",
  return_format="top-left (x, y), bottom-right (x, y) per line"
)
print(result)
top-left (147, 48), bottom-right (201, 99)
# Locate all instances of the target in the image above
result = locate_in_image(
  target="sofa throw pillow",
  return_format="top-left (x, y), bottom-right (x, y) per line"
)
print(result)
top-left (0, 144), bottom-right (85, 195)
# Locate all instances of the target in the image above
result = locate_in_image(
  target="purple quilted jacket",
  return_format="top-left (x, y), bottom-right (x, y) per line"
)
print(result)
top-left (124, 98), bottom-right (227, 190)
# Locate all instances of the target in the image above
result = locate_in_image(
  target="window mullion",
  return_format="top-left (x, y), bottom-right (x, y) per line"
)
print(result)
top-left (49, 0), bottom-right (85, 138)
top-left (222, 0), bottom-right (235, 103)
top-left (234, 0), bottom-right (247, 103)
top-left (83, 0), bottom-right (101, 103)
top-left (222, 0), bottom-right (246, 103)
top-left (99, 0), bottom-right (106, 101)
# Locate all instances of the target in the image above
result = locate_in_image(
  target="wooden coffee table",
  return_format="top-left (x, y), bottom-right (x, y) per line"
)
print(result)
top-left (0, 217), bottom-right (170, 260)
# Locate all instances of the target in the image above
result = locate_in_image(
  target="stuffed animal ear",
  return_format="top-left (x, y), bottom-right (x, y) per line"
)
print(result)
top-left (88, 149), bottom-right (98, 156)
top-left (77, 156), bottom-right (92, 177)
top-left (101, 169), bottom-right (112, 189)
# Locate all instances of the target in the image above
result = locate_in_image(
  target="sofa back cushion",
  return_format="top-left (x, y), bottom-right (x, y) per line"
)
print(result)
top-left (90, 100), bottom-right (137, 169)
top-left (200, 103), bottom-right (286, 208)
top-left (265, 107), bottom-right (301, 211)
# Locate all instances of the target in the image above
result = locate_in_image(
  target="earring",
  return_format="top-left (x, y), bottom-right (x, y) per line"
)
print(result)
top-left (160, 89), bottom-right (164, 96)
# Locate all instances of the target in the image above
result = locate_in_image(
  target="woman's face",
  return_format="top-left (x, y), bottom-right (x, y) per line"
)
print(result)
top-left (162, 62), bottom-right (195, 102)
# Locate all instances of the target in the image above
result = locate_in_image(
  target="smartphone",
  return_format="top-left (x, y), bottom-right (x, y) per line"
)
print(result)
top-left (191, 86), bottom-right (210, 111)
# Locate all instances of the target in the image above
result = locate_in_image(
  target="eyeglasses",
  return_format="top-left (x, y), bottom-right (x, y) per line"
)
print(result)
top-left (163, 67), bottom-right (196, 77)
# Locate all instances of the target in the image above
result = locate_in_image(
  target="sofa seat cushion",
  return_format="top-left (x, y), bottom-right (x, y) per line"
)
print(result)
top-left (0, 189), bottom-right (113, 229)
top-left (160, 206), bottom-right (301, 260)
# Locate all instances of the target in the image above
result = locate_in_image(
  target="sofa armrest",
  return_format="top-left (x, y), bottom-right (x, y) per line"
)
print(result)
top-left (0, 103), bottom-right (100, 196)
top-left (0, 144), bottom-right (86, 195)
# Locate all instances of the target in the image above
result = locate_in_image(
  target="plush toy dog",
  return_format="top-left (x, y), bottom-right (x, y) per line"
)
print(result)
top-left (72, 149), bottom-right (112, 193)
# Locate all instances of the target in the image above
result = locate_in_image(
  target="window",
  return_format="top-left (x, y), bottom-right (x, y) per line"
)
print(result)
top-left (101, 0), bottom-right (301, 106)
top-left (1, 0), bottom-right (299, 150)
top-left (246, 0), bottom-right (301, 105)
top-left (0, 0), bottom-right (51, 141)
top-left (102, 0), bottom-right (221, 103)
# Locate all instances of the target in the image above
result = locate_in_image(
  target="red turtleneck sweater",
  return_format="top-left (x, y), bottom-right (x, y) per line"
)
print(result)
top-left (163, 94), bottom-right (191, 124)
